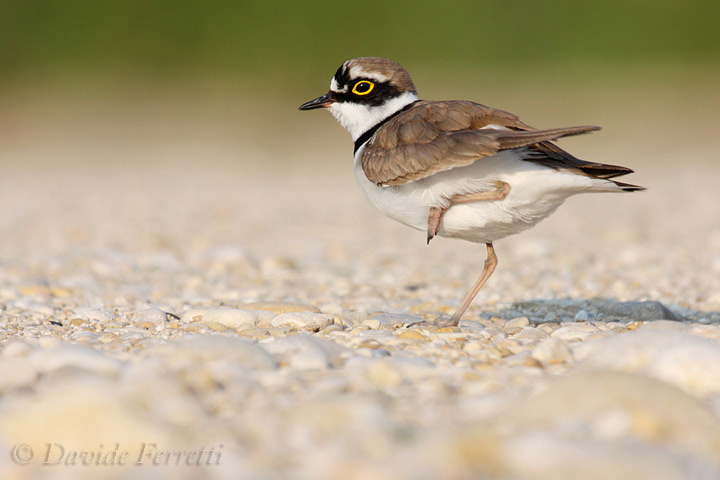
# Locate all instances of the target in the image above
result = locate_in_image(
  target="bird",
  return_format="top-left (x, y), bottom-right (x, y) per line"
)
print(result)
top-left (299, 57), bottom-right (644, 327)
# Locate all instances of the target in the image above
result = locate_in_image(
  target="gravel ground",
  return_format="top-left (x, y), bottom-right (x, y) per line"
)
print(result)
top-left (1, 91), bottom-right (719, 480)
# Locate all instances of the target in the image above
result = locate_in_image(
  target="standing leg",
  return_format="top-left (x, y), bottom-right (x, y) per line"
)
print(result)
top-left (447, 242), bottom-right (498, 326)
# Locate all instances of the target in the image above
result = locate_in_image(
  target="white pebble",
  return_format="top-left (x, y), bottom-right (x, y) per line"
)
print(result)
top-left (271, 312), bottom-right (333, 330)
top-left (581, 330), bottom-right (720, 396)
top-left (31, 343), bottom-right (124, 378)
top-left (531, 337), bottom-right (573, 364)
top-left (181, 308), bottom-right (260, 328)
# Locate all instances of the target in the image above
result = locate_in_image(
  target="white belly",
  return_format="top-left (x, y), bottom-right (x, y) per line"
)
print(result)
top-left (354, 149), bottom-right (619, 244)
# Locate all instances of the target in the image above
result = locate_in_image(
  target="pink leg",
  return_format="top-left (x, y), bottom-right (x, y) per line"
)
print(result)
top-left (447, 242), bottom-right (498, 326)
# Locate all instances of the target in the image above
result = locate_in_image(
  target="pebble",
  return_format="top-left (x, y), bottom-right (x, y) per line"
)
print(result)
top-left (398, 329), bottom-right (425, 340)
top-left (580, 330), bottom-right (720, 396)
top-left (31, 343), bottom-right (124, 378)
top-left (1, 138), bottom-right (718, 479)
top-left (505, 316), bottom-right (530, 329)
top-left (239, 302), bottom-right (322, 314)
top-left (0, 357), bottom-right (38, 391)
top-left (531, 337), bottom-right (573, 364)
top-left (261, 334), bottom-right (351, 369)
top-left (598, 300), bottom-right (681, 321)
top-left (270, 311), bottom-right (333, 330)
top-left (1, 339), bottom-right (34, 357)
top-left (551, 323), bottom-right (599, 341)
top-left (181, 308), bottom-right (263, 328)
top-left (574, 309), bottom-right (591, 321)
top-left (371, 313), bottom-right (423, 327)
top-left (368, 359), bottom-right (404, 388)
top-left (132, 308), bottom-right (174, 324)
top-left (153, 334), bottom-right (276, 370)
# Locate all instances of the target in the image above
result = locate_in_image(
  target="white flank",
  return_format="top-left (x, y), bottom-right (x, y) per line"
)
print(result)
top-left (354, 148), bottom-right (627, 244)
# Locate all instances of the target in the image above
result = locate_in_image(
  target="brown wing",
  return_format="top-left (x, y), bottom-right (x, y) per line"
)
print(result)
top-left (361, 100), bottom-right (600, 186)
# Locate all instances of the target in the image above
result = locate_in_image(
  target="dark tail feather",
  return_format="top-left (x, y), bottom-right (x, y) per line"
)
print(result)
top-left (576, 162), bottom-right (635, 179)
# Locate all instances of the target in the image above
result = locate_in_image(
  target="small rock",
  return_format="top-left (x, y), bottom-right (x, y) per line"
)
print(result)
top-left (0, 358), bottom-right (38, 391)
top-left (464, 341), bottom-right (484, 352)
top-left (579, 330), bottom-right (720, 396)
top-left (598, 300), bottom-right (680, 321)
top-left (1, 339), bottom-right (34, 358)
top-left (638, 320), bottom-right (689, 331)
top-left (531, 337), bottom-right (573, 364)
top-left (512, 327), bottom-right (549, 343)
top-left (398, 330), bottom-right (425, 340)
top-left (371, 313), bottom-right (423, 327)
top-left (436, 326), bottom-right (462, 333)
top-left (260, 255), bottom-right (296, 271)
top-left (239, 302), bottom-right (321, 314)
top-left (132, 308), bottom-right (174, 324)
top-left (551, 323), bottom-right (599, 341)
top-left (368, 359), bottom-right (403, 388)
top-left (362, 319), bottom-right (381, 329)
top-left (181, 308), bottom-right (260, 328)
top-left (574, 309), bottom-right (591, 321)
top-left (155, 335), bottom-right (276, 370)
top-left (71, 307), bottom-right (114, 323)
top-left (262, 334), bottom-right (350, 369)
top-left (30, 343), bottom-right (124, 378)
top-left (271, 311), bottom-right (333, 330)
top-left (506, 317), bottom-right (530, 329)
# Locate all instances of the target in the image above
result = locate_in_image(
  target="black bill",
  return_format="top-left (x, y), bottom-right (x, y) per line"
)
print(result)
top-left (298, 92), bottom-right (335, 110)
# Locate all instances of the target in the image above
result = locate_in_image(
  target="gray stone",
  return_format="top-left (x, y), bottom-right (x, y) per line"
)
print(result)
top-left (598, 301), bottom-right (681, 321)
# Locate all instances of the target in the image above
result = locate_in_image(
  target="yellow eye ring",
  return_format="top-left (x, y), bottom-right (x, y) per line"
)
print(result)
top-left (352, 80), bottom-right (374, 95)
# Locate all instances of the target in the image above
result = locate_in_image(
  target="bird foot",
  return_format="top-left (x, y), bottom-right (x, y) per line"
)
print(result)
top-left (427, 206), bottom-right (446, 244)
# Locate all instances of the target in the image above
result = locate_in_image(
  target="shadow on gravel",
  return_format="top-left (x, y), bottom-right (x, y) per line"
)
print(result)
top-left (481, 298), bottom-right (720, 325)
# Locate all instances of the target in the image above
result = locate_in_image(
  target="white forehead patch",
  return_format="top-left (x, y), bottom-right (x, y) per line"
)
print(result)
top-left (348, 64), bottom-right (390, 83)
top-left (330, 77), bottom-right (348, 93)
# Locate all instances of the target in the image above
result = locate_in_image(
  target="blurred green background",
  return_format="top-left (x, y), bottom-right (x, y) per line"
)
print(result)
top-left (1, 0), bottom-right (718, 174)
top-left (2, 0), bottom-right (718, 89)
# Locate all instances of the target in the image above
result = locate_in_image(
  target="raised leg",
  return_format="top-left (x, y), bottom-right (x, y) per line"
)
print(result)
top-left (426, 181), bottom-right (511, 244)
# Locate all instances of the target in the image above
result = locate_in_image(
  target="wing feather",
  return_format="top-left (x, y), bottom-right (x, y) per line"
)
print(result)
top-left (361, 100), bottom-right (600, 186)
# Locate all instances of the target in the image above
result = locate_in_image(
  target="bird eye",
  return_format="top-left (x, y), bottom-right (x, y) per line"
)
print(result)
top-left (352, 80), bottom-right (374, 95)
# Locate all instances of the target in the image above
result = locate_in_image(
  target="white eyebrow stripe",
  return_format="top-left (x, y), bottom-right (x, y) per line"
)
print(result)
top-left (348, 64), bottom-right (390, 83)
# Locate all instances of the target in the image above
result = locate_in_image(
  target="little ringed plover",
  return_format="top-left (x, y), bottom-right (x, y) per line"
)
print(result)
top-left (299, 57), bottom-right (644, 327)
